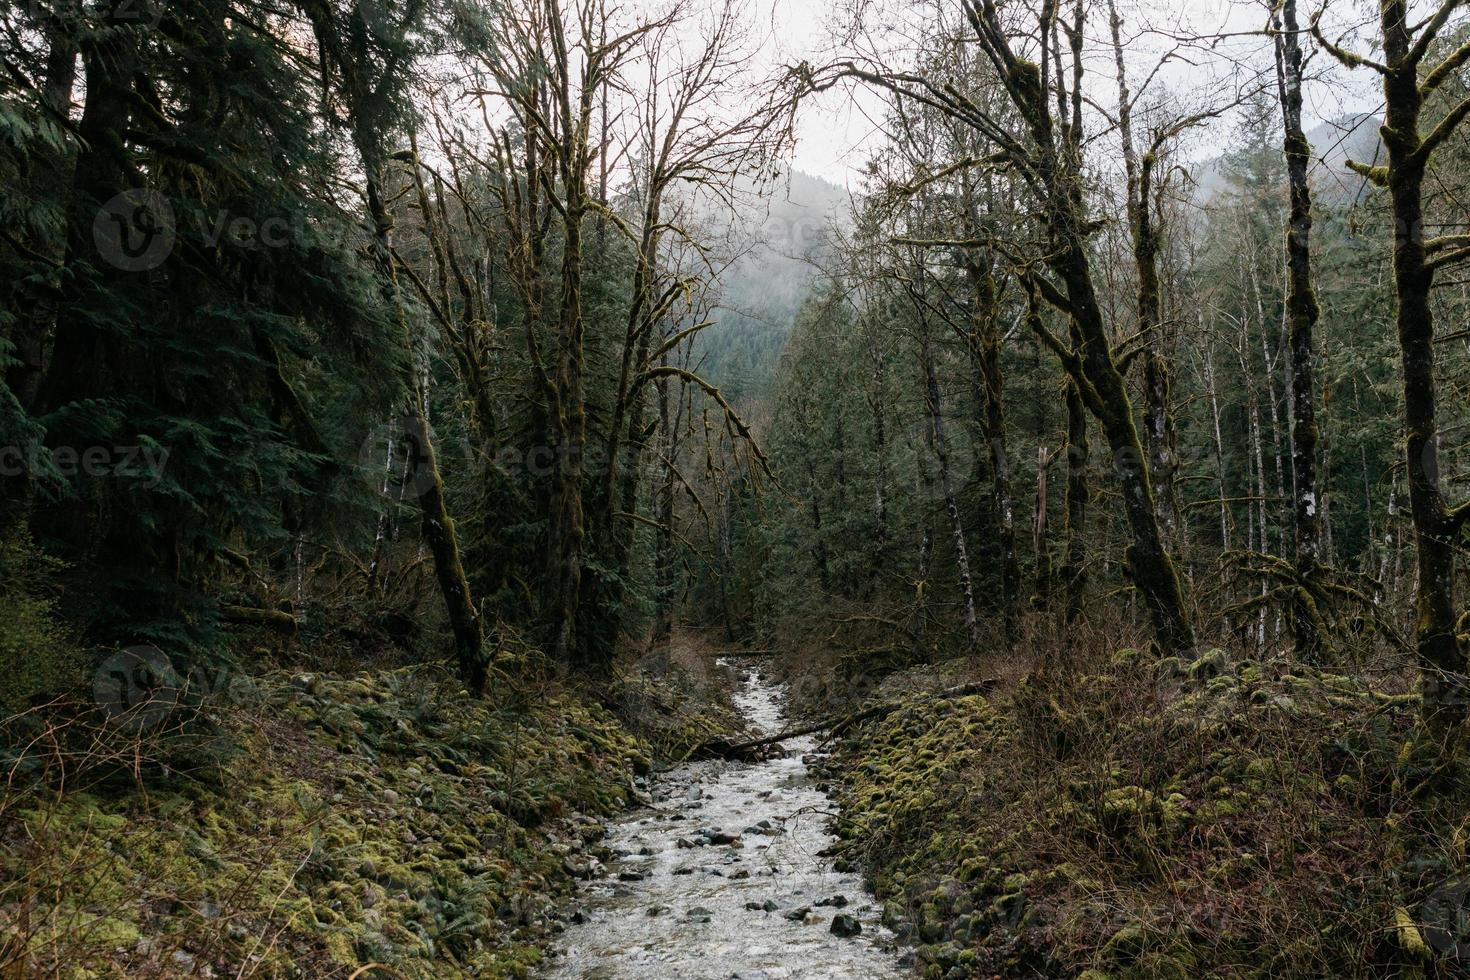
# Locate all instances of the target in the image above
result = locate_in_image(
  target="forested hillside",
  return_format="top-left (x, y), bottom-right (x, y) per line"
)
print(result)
top-left (5, 0), bottom-right (1470, 976)
top-left (693, 169), bottom-right (850, 399)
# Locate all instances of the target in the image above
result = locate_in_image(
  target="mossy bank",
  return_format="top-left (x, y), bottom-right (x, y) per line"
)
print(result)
top-left (821, 649), bottom-right (1470, 979)
top-left (1, 665), bottom-right (668, 978)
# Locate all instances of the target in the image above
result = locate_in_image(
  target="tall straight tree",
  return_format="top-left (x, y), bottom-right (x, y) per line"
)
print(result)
top-left (1275, 0), bottom-right (1324, 660)
top-left (1321, 0), bottom-right (1470, 734)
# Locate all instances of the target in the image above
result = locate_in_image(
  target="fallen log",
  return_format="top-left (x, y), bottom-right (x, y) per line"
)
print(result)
top-left (695, 680), bottom-right (995, 760)
top-left (221, 604), bottom-right (298, 635)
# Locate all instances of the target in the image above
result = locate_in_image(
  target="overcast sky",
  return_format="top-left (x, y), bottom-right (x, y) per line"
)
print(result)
top-left (762, 0), bottom-right (1383, 187)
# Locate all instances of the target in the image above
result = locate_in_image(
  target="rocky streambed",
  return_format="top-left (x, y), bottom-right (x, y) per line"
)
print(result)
top-left (541, 661), bottom-right (908, 979)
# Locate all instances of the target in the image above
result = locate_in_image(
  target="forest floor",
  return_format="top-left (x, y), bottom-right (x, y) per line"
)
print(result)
top-left (5, 634), bottom-right (1469, 979)
top-left (814, 643), bottom-right (1470, 979)
top-left (0, 635), bottom-right (742, 978)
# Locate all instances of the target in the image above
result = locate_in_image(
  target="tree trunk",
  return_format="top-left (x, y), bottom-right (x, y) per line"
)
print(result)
top-left (1063, 377), bottom-right (1090, 623)
top-left (358, 149), bottom-right (488, 694)
top-left (416, 415), bottom-right (489, 695)
top-left (1275, 0), bottom-right (1324, 662)
top-left (551, 185), bottom-right (590, 668)
top-left (1202, 335), bottom-right (1231, 553)
top-left (967, 250), bottom-right (1019, 633)
top-left (913, 491), bottom-right (933, 662)
top-left (1033, 445), bottom-right (1052, 606)
top-left (1240, 317), bottom-right (1270, 653)
top-left (1248, 259), bottom-right (1287, 557)
top-left (1374, 11), bottom-right (1469, 734)
top-left (919, 328), bottom-right (982, 651)
top-left (868, 333), bottom-right (890, 553)
top-left (649, 361), bottom-right (676, 654)
top-left (1110, 0), bottom-right (1183, 558)
top-left (1045, 240), bottom-right (1195, 656)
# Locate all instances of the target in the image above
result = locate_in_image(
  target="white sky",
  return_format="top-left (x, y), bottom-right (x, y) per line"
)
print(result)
top-left (762, 0), bottom-right (1385, 186)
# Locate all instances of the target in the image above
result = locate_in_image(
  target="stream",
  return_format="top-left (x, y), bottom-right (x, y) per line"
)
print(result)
top-left (540, 660), bottom-right (908, 979)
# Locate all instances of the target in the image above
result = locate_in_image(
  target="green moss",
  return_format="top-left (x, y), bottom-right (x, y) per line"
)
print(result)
top-left (1, 665), bottom-right (649, 977)
top-left (1188, 648), bottom-right (1228, 680)
top-left (827, 646), bottom-right (1431, 979)
top-left (1392, 905), bottom-right (1430, 959)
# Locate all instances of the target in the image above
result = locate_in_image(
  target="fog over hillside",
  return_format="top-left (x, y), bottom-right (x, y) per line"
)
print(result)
top-left (1191, 113), bottom-right (1384, 203)
top-left (701, 117), bottom-right (1384, 402)
top-left (696, 170), bottom-right (852, 400)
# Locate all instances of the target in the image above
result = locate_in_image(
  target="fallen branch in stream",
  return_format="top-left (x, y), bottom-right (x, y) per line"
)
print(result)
top-left (694, 680), bottom-right (996, 761)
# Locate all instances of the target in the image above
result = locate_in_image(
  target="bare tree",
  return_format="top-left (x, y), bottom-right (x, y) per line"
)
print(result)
top-left (1320, 0), bottom-right (1470, 735)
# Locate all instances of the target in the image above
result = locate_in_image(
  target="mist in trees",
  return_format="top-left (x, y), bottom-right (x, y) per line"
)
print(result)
top-left (7, 0), bottom-right (1470, 790)
top-left (718, 0), bottom-right (1470, 761)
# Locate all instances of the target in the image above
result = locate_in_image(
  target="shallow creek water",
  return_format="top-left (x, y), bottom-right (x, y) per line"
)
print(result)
top-left (541, 661), bottom-right (908, 979)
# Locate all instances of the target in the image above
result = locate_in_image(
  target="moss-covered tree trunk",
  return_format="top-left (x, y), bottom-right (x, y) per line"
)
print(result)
top-left (1344, 0), bottom-right (1470, 735)
top-left (965, 248), bottom-right (1019, 635)
top-left (1274, 0), bottom-right (1324, 661)
top-left (550, 187), bottom-right (589, 668)
top-left (362, 172), bottom-right (489, 697)
top-left (1109, 1), bottom-right (1182, 558)
top-left (966, 0), bottom-right (1195, 657)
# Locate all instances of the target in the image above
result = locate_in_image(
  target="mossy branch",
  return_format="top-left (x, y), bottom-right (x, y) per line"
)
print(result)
top-left (1345, 159), bottom-right (1388, 187)
top-left (639, 365), bottom-right (772, 479)
top-left (1309, 12), bottom-right (1389, 74)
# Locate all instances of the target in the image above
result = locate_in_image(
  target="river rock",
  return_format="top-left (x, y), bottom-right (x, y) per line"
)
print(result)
top-left (829, 913), bottom-right (862, 937)
top-left (815, 895), bottom-right (848, 908)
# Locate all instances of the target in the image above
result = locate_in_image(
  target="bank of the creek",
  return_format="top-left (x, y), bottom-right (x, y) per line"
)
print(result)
top-left (542, 660), bottom-right (908, 979)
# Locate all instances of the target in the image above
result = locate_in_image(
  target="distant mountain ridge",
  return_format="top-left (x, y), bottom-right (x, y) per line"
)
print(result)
top-left (695, 169), bottom-right (852, 400)
top-left (1189, 113), bottom-right (1383, 202)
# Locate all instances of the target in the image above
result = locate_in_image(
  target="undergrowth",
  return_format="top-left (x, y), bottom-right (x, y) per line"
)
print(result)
top-left (826, 639), bottom-right (1470, 979)
top-left (0, 662), bottom-right (653, 978)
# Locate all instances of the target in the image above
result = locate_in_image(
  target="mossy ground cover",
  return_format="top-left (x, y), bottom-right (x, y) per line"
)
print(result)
top-left (826, 649), bottom-right (1470, 979)
top-left (0, 665), bottom-right (657, 978)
